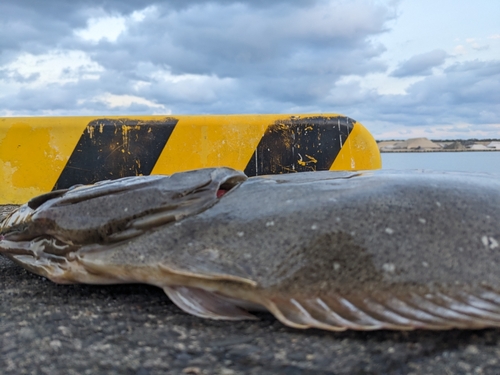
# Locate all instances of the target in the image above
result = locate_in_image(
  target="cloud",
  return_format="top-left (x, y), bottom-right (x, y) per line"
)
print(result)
top-left (391, 49), bottom-right (449, 77)
top-left (1, 50), bottom-right (103, 85)
top-left (89, 0), bottom-right (391, 110)
top-left (92, 1), bottom-right (390, 76)
top-left (363, 60), bottom-right (500, 130)
top-left (0, 0), bottom-right (320, 52)
top-left (0, 0), bottom-right (395, 116)
top-left (0, 0), bottom-right (498, 140)
top-left (453, 45), bottom-right (467, 56)
top-left (82, 93), bottom-right (166, 109)
top-left (75, 15), bottom-right (128, 43)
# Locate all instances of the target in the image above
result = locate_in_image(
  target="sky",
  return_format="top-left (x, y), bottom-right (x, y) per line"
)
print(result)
top-left (0, 0), bottom-right (499, 140)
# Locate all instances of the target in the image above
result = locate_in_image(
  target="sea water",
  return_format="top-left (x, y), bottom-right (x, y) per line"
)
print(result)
top-left (382, 152), bottom-right (500, 175)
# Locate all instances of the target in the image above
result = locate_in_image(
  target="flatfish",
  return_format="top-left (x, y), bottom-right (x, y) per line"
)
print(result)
top-left (2, 167), bottom-right (500, 331)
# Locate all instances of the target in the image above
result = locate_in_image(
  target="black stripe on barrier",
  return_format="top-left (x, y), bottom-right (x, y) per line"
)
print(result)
top-left (53, 118), bottom-right (177, 190)
top-left (244, 116), bottom-right (354, 176)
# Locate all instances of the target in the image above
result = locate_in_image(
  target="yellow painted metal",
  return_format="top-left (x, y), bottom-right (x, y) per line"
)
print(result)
top-left (0, 116), bottom-right (163, 203)
top-left (0, 114), bottom-right (381, 204)
top-left (152, 114), bottom-right (291, 175)
top-left (0, 117), bottom-right (83, 203)
top-left (330, 120), bottom-right (382, 171)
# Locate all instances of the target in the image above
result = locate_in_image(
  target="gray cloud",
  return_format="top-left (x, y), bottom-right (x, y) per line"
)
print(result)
top-left (1, 0), bottom-right (498, 139)
top-left (391, 49), bottom-right (449, 77)
top-left (86, 1), bottom-right (391, 75)
top-left (358, 60), bottom-right (500, 127)
top-left (1, 0), bottom-right (395, 115)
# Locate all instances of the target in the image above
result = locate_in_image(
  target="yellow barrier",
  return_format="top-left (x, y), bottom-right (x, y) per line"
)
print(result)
top-left (0, 114), bottom-right (381, 203)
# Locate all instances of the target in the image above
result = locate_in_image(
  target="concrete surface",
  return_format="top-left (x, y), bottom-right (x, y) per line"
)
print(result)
top-left (3, 256), bottom-right (500, 375)
top-left (1, 205), bottom-right (500, 375)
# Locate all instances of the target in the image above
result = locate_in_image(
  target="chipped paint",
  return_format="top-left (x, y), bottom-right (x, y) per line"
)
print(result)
top-left (0, 114), bottom-right (381, 204)
top-left (87, 124), bottom-right (95, 139)
top-left (330, 119), bottom-right (381, 171)
top-left (121, 125), bottom-right (142, 152)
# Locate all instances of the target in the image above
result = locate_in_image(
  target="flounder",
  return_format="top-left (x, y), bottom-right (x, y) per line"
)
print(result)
top-left (2, 167), bottom-right (500, 331)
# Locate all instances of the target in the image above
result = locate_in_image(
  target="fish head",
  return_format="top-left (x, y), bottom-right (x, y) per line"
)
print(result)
top-left (0, 167), bottom-right (247, 281)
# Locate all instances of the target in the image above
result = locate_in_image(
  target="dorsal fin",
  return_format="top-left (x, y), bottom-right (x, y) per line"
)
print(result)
top-left (261, 287), bottom-right (500, 331)
top-left (27, 189), bottom-right (69, 209)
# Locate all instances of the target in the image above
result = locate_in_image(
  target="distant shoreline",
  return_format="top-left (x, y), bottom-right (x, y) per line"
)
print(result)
top-left (376, 137), bottom-right (500, 153)
top-left (380, 149), bottom-right (500, 153)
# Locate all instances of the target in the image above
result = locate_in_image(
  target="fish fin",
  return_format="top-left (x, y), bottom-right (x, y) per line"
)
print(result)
top-left (163, 285), bottom-right (257, 321)
top-left (27, 189), bottom-right (69, 209)
top-left (263, 287), bottom-right (500, 331)
top-left (0, 237), bottom-right (79, 284)
top-left (159, 263), bottom-right (257, 287)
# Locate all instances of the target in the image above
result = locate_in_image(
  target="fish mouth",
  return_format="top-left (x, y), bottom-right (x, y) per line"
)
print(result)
top-left (216, 180), bottom-right (237, 198)
top-left (212, 170), bottom-right (247, 198)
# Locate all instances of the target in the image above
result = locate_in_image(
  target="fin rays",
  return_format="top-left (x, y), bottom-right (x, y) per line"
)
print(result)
top-left (164, 285), bottom-right (257, 321)
top-left (265, 287), bottom-right (500, 331)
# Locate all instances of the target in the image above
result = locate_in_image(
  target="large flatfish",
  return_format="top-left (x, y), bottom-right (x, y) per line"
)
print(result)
top-left (2, 168), bottom-right (500, 331)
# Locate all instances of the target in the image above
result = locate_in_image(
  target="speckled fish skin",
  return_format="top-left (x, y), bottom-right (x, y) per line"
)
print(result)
top-left (2, 168), bottom-right (500, 331)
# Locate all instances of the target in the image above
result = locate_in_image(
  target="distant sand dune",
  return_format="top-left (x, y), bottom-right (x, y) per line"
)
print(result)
top-left (378, 137), bottom-right (500, 152)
